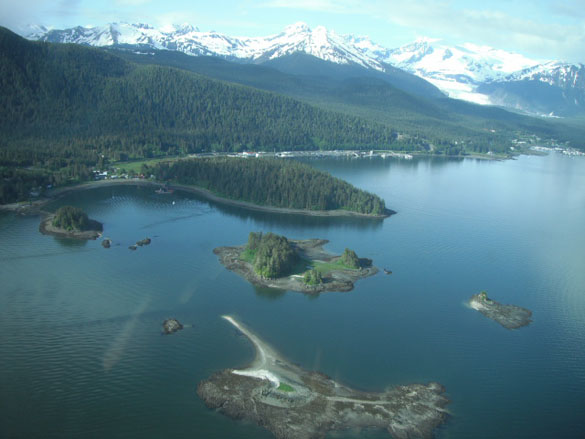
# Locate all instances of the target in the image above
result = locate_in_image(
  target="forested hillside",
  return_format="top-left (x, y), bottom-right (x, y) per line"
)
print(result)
top-left (153, 157), bottom-right (387, 215)
top-left (113, 47), bottom-right (585, 154)
top-left (0, 27), bottom-right (400, 202)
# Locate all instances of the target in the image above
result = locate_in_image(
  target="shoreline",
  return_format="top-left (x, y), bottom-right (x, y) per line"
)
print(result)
top-left (170, 183), bottom-right (394, 219)
top-left (0, 179), bottom-right (394, 219)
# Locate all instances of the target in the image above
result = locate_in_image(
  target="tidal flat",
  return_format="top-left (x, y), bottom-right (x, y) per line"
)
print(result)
top-left (198, 316), bottom-right (449, 439)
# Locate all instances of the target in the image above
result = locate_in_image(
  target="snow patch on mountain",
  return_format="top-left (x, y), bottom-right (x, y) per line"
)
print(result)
top-left (25, 21), bottom-right (583, 111)
top-left (360, 38), bottom-right (544, 102)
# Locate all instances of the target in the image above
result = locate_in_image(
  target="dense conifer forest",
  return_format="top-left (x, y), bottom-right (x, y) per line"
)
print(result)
top-left (51, 206), bottom-right (90, 231)
top-left (246, 232), bottom-right (298, 279)
top-left (153, 157), bottom-right (387, 214)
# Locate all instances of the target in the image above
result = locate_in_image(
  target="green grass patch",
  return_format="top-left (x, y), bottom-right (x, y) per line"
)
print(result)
top-left (277, 383), bottom-right (295, 392)
top-left (115, 157), bottom-right (178, 174)
top-left (239, 248), bottom-right (257, 263)
top-left (311, 258), bottom-right (358, 275)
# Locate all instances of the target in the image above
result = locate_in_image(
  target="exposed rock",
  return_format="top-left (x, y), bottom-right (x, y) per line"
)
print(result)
top-left (469, 292), bottom-right (532, 329)
top-left (102, 238), bottom-right (112, 248)
top-left (162, 318), bottom-right (183, 335)
top-left (136, 237), bottom-right (151, 246)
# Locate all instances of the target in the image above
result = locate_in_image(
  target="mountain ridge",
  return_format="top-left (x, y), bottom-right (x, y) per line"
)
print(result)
top-left (25, 21), bottom-right (584, 115)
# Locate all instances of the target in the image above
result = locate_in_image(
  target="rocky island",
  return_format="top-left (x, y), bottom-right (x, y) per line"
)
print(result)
top-left (214, 232), bottom-right (377, 294)
top-left (39, 205), bottom-right (103, 239)
top-left (162, 318), bottom-right (184, 335)
top-left (469, 291), bottom-right (533, 329)
top-left (198, 316), bottom-right (449, 439)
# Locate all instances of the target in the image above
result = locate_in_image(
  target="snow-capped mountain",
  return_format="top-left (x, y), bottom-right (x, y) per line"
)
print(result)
top-left (503, 61), bottom-right (585, 89)
top-left (29, 22), bottom-right (384, 71)
top-left (476, 61), bottom-right (585, 116)
top-left (26, 22), bottom-right (584, 115)
top-left (369, 38), bottom-right (543, 104)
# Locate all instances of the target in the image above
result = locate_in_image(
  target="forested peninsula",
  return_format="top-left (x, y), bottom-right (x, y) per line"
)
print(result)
top-left (153, 157), bottom-right (390, 216)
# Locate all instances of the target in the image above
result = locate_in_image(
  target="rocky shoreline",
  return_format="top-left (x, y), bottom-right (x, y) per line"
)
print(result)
top-left (39, 213), bottom-right (103, 240)
top-left (469, 292), bottom-right (532, 329)
top-left (214, 239), bottom-right (378, 294)
top-left (198, 316), bottom-right (449, 439)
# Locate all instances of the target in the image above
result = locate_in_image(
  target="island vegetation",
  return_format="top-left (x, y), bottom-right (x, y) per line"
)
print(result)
top-left (214, 233), bottom-right (377, 293)
top-left (244, 232), bottom-right (298, 279)
top-left (52, 206), bottom-right (91, 231)
top-left (154, 157), bottom-right (388, 215)
top-left (40, 205), bottom-right (103, 239)
top-left (303, 269), bottom-right (323, 286)
top-left (340, 248), bottom-right (361, 269)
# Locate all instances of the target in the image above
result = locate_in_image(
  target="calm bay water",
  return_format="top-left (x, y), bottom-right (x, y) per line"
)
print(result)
top-left (1, 153), bottom-right (584, 439)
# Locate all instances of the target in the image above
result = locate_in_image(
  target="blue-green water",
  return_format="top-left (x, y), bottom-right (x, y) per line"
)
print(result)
top-left (1, 153), bottom-right (584, 439)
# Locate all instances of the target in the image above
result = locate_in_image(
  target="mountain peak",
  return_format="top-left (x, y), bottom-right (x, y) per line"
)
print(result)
top-left (414, 36), bottom-right (439, 45)
top-left (283, 22), bottom-right (310, 34)
top-left (172, 23), bottom-right (198, 34)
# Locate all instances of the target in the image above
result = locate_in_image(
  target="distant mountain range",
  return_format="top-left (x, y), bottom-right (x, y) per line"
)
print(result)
top-left (26, 22), bottom-right (585, 117)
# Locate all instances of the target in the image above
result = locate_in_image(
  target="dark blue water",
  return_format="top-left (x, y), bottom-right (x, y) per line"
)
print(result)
top-left (1, 153), bottom-right (584, 439)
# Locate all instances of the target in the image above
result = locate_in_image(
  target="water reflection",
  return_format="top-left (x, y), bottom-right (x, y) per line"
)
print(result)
top-left (203, 199), bottom-right (385, 231)
top-left (52, 236), bottom-right (89, 248)
top-left (252, 285), bottom-right (287, 300)
top-left (299, 155), bottom-right (467, 175)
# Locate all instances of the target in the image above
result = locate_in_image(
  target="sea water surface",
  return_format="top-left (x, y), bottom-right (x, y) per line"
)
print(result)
top-left (1, 153), bottom-right (584, 439)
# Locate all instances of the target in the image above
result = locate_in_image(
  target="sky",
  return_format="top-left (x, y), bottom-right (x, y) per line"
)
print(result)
top-left (1, 0), bottom-right (584, 62)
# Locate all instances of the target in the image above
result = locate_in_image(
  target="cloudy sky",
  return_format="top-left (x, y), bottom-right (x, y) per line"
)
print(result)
top-left (1, 0), bottom-right (584, 62)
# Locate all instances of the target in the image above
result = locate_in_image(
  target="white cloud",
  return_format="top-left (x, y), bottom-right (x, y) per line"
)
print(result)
top-left (260, 0), bottom-right (361, 13)
top-left (115, 0), bottom-right (152, 5)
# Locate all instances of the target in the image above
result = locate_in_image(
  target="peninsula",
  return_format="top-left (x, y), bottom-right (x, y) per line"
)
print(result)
top-left (39, 205), bottom-right (103, 240)
top-left (153, 157), bottom-right (393, 218)
top-left (469, 291), bottom-right (533, 329)
top-left (198, 316), bottom-right (449, 439)
top-left (214, 232), bottom-right (378, 293)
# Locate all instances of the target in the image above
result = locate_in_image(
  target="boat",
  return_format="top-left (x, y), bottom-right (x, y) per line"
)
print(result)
top-left (155, 185), bottom-right (174, 194)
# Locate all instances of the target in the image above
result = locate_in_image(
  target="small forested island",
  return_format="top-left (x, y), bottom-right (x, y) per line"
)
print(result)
top-left (214, 232), bottom-right (377, 293)
top-left (198, 316), bottom-right (449, 439)
top-left (154, 157), bottom-right (392, 217)
top-left (469, 291), bottom-right (533, 329)
top-left (39, 205), bottom-right (103, 239)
